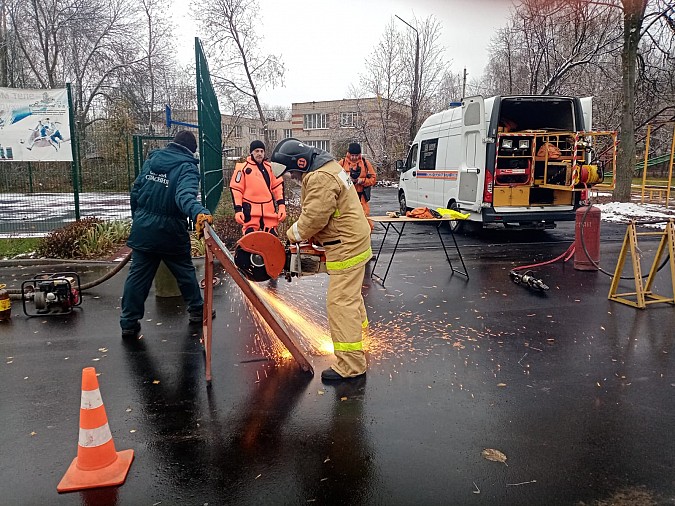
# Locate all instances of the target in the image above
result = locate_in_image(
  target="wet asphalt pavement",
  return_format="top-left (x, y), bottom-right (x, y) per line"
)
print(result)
top-left (1, 187), bottom-right (674, 505)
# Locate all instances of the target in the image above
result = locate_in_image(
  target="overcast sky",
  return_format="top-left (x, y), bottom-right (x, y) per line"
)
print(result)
top-left (172, 0), bottom-right (515, 108)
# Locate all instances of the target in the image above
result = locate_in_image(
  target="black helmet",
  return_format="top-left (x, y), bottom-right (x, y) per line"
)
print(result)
top-left (270, 138), bottom-right (315, 176)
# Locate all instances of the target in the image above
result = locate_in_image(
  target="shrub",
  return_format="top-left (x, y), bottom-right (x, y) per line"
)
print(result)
top-left (37, 217), bottom-right (103, 259)
top-left (36, 218), bottom-right (131, 259)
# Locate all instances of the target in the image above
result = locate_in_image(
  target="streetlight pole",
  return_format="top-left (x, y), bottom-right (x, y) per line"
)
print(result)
top-left (395, 15), bottom-right (419, 144)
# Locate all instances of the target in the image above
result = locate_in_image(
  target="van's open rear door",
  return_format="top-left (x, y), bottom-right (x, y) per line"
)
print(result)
top-left (458, 96), bottom-right (486, 212)
top-left (579, 97), bottom-right (593, 131)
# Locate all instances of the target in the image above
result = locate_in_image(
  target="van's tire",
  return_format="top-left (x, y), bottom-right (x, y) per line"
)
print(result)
top-left (399, 191), bottom-right (409, 215)
top-left (448, 202), bottom-right (481, 235)
top-left (448, 202), bottom-right (464, 233)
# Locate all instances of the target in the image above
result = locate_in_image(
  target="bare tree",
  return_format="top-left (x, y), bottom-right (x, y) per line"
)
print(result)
top-left (358, 20), bottom-right (408, 167)
top-left (195, 0), bottom-right (284, 147)
top-left (7, 0), bottom-right (148, 129)
top-left (615, 0), bottom-right (650, 201)
top-left (356, 14), bottom-right (446, 164)
top-left (482, 0), bottom-right (674, 203)
top-left (481, 1), bottom-right (622, 95)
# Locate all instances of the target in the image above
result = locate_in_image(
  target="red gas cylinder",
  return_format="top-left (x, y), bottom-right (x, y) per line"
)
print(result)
top-left (574, 205), bottom-right (601, 271)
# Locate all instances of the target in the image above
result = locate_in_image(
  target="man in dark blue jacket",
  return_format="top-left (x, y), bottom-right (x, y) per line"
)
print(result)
top-left (120, 130), bottom-right (213, 340)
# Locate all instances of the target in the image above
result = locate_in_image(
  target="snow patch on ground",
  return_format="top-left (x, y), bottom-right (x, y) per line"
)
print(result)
top-left (593, 201), bottom-right (675, 229)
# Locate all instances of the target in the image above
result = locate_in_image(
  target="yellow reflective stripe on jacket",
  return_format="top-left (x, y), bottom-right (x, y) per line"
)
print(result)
top-left (325, 247), bottom-right (372, 271)
top-left (333, 208), bottom-right (341, 218)
top-left (362, 317), bottom-right (369, 329)
top-left (333, 340), bottom-right (363, 352)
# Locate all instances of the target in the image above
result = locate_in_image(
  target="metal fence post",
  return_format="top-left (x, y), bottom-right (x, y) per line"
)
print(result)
top-left (28, 162), bottom-right (33, 193)
top-left (66, 83), bottom-right (80, 220)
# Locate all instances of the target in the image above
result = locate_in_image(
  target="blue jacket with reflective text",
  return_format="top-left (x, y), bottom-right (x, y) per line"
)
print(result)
top-left (127, 142), bottom-right (209, 255)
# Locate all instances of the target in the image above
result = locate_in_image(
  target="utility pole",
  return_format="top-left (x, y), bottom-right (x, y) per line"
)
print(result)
top-left (462, 68), bottom-right (467, 99)
top-left (395, 15), bottom-right (419, 144)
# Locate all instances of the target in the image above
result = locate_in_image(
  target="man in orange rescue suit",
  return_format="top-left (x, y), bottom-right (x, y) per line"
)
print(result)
top-left (229, 140), bottom-right (286, 235)
top-left (271, 138), bottom-right (372, 381)
top-left (339, 142), bottom-right (376, 229)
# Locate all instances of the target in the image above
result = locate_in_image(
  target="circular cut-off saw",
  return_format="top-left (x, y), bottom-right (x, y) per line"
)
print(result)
top-left (234, 231), bottom-right (327, 282)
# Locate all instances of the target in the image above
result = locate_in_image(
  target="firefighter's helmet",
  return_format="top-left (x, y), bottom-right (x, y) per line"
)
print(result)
top-left (271, 138), bottom-right (316, 177)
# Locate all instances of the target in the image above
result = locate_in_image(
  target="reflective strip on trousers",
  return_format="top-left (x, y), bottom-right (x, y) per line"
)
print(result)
top-left (325, 247), bottom-right (372, 271)
top-left (333, 340), bottom-right (363, 352)
top-left (79, 423), bottom-right (113, 448)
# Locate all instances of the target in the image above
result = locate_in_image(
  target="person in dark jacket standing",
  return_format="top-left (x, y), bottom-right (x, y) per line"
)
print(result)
top-left (120, 130), bottom-right (213, 340)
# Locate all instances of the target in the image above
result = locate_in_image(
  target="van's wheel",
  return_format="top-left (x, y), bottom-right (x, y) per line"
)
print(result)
top-left (399, 192), bottom-right (409, 215)
top-left (448, 202), bottom-right (464, 233)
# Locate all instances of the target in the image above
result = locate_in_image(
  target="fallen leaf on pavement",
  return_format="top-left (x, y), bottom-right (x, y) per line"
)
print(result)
top-left (482, 448), bottom-right (508, 465)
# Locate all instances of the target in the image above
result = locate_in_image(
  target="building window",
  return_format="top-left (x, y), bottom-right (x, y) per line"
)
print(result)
top-left (268, 129), bottom-right (278, 141)
top-left (283, 129), bottom-right (293, 139)
top-left (231, 125), bottom-right (242, 139)
top-left (223, 146), bottom-right (243, 158)
top-left (249, 126), bottom-right (257, 135)
top-left (340, 112), bottom-right (358, 128)
top-left (303, 113), bottom-right (328, 130)
top-left (306, 140), bottom-right (330, 152)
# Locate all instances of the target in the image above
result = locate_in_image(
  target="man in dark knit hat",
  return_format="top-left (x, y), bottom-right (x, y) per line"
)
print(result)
top-left (339, 142), bottom-right (377, 231)
top-left (120, 130), bottom-right (214, 340)
top-left (229, 139), bottom-right (286, 235)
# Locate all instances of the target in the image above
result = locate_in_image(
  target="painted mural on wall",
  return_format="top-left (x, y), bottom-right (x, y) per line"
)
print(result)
top-left (0, 88), bottom-right (72, 162)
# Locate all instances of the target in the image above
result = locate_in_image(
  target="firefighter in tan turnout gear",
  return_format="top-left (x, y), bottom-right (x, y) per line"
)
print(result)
top-left (271, 138), bottom-right (371, 381)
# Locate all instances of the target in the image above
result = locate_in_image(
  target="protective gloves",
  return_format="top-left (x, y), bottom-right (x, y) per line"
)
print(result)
top-left (286, 226), bottom-right (299, 243)
top-left (234, 212), bottom-right (245, 225)
top-left (195, 213), bottom-right (213, 238)
top-left (278, 204), bottom-right (286, 222)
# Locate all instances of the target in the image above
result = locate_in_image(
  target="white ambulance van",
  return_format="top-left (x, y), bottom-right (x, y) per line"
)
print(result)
top-left (396, 95), bottom-right (615, 231)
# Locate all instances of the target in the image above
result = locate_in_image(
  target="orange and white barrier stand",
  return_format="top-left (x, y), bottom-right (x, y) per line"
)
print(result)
top-left (57, 367), bottom-right (134, 492)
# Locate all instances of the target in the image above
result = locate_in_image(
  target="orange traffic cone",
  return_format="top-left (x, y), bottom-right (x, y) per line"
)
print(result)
top-left (57, 367), bottom-right (134, 493)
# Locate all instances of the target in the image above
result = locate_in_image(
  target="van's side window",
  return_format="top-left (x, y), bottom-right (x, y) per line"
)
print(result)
top-left (420, 139), bottom-right (438, 170)
top-left (405, 144), bottom-right (418, 172)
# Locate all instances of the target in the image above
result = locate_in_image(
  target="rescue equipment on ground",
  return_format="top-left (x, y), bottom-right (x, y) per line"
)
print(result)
top-left (509, 270), bottom-right (549, 291)
top-left (0, 284), bottom-right (11, 321)
top-left (509, 204), bottom-right (604, 291)
top-left (21, 272), bottom-right (82, 316)
top-left (57, 367), bottom-right (134, 493)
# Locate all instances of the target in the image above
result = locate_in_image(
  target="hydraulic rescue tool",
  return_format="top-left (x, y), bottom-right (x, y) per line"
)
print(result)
top-left (509, 270), bottom-right (549, 291)
top-left (233, 231), bottom-right (327, 283)
top-left (21, 272), bottom-right (82, 316)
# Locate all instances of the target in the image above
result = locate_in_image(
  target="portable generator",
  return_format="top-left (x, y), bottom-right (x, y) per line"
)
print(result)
top-left (21, 272), bottom-right (82, 316)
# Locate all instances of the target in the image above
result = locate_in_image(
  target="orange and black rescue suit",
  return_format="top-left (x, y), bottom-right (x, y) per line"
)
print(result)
top-left (229, 156), bottom-right (285, 235)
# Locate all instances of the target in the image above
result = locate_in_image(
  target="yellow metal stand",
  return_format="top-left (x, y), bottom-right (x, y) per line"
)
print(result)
top-left (608, 220), bottom-right (675, 308)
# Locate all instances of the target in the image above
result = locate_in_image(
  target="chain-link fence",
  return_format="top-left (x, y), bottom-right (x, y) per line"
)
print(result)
top-left (0, 77), bottom-right (230, 237)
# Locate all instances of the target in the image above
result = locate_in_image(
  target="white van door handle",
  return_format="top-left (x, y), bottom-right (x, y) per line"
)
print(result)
top-left (466, 168), bottom-right (480, 174)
